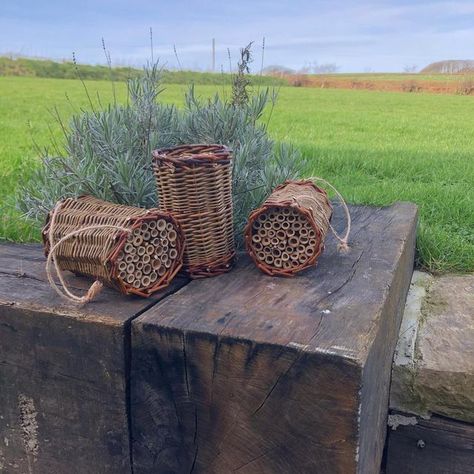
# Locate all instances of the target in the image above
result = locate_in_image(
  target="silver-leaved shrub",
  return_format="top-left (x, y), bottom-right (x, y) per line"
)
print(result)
top-left (18, 62), bottom-right (305, 247)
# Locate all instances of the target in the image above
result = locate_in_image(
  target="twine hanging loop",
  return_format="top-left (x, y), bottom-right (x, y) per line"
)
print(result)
top-left (46, 202), bottom-right (131, 304)
top-left (43, 196), bottom-right (185, 304)
top-left (307, 176), bottom-right (351, 253)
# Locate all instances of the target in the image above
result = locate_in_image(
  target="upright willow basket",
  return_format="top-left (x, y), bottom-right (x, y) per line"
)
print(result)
top-left (152, 144), bottom-right (235, 278)
top-left (42, 195), bottom-right (185, 297)
top-left (244, 180), bottom-right (333, 276)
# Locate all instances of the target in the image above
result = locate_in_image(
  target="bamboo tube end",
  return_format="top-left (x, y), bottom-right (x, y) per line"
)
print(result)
top-left (115, 214), bottom-right (184, 293)
top-left (246, 192), bottom-right (329, 276)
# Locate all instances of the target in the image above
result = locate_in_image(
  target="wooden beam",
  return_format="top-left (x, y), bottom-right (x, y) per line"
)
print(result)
top-left (387, 412), bottom-right (474, 473)
top-left (0, 243), bottom-right (187, 473)
top-left (130, 202), bottom-right (418, 473)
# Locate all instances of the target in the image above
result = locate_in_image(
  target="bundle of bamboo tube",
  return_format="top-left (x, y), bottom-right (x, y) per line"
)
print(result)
top-left (43, 195), bottom-right (184, 298)
top-left (114, 218), bottom-right (181, 292)
top-left (244, 180), bottom-right (333, 276)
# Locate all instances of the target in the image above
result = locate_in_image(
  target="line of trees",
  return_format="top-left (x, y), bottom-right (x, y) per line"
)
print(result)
top-left (421, 60), bottom-right (474, 74)
top-left (263, 61), bottom-right (339, 76)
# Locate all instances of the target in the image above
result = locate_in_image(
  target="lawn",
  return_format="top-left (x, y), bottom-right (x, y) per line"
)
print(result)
top-left (1, 76), bottom-right (473, 273)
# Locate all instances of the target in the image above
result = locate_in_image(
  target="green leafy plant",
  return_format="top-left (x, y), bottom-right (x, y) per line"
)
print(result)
top-left (19, 51), bottom-right (305, 247)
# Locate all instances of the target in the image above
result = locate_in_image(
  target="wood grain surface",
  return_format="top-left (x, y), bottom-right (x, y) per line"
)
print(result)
top-left (0, 243), bottom-right (187, 474)
top-left (131, 202), bottom-right (418, 474)
top-left (387, 412), bottom-right (474, 474)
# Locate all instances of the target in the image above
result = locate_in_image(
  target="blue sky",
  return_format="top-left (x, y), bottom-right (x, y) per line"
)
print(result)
top-left (1, 0), bottom-right (473, 72)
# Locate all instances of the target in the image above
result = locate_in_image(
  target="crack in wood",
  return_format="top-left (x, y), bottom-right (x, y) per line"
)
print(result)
top-left (311, 249), bottom-right (365, 309)
top-left (252, 352), bottom-right (301, 416)
top-left (232, 449), bottom-right (272, 472)
top-left (189, 445), bottom-right (199, 473)
top-left (182, 333), bottom-right (190, 396)
top-left (210, 339), bottom-right (221, 408)
top-left (0, 269), bottom-right (93, 294)
top-left (304, 249), bottom-right (365, 347)
top-left (0, 270), bottom-right (45, 283)
top-left (190, 409), bottom-right (199, 473)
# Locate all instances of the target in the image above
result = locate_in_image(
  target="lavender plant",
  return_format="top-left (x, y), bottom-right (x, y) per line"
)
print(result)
top-left (19, 64), bottom-right (179, 218)
top-left (19, 52), bottom-right (305, 247)
top-left (180, 85), bottom-right (303, 241)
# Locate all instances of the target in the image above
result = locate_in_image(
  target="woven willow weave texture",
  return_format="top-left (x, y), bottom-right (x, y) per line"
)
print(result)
top-left (153, 144), bottom-right (235, 278)
top-left (42, 195), bottom-right (184, 297)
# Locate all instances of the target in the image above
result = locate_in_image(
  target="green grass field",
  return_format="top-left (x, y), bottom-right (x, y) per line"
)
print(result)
top-left (1, 76), bottom-right (473, 273)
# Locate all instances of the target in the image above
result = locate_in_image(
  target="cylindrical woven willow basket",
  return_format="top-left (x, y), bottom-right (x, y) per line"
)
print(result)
top-left (152, 144), bottom-right (235, 278)
top-left (42, 195), bottom-right (185, 297)
top-left (244, 180), bottom-right (333, 276)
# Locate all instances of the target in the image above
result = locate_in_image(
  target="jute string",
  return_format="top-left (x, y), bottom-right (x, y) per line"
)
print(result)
top-left (303, 177), bottom-right (351, 252)
top-left (46, 202), bottom-right (131, 304)
top-left (288, 186), bottom-right (331, 242)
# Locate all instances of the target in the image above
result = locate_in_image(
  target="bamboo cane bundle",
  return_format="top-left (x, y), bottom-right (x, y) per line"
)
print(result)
top-left (42, 195), bottom-right (184, 297)
top-left (152, 144), bottom-right (235, 278)
top-left (245, 180), bottom-right (333, 276)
